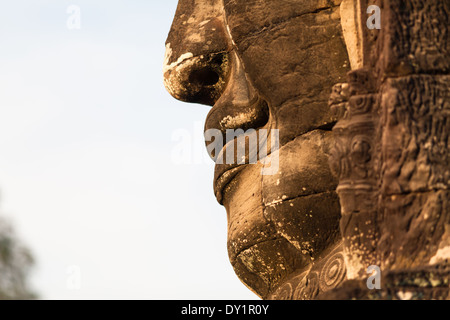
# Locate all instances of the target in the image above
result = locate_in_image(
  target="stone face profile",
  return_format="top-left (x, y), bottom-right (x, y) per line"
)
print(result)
top-left (164, 0), bottom-right (449, 300)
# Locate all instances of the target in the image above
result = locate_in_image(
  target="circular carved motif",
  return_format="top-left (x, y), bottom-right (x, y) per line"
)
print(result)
top-left (294, 272), bottom-right (320, 300)
top-left (350, 95), bottom-right (372, 114)
top-left (319, 252), bottom-right (346, 292)
top-left (275, 283), bottom-right (293, 300)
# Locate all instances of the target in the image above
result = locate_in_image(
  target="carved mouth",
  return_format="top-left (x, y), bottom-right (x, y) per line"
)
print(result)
top-left (206, 93), bottom-right (270, 204)
top-left (212, 125), bottom-right (272, 204)
top-left (214, 165), bottom-right (246, 204)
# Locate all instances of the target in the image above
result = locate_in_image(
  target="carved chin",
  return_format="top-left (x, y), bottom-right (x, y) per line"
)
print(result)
top-left (220, 164), bottom-right (304, 298)
top-left (221, 131), bottom-right (342, 298)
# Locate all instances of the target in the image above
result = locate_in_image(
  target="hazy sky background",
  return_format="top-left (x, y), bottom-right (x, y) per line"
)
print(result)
top-left (0, 0), bottom-right (257, 299)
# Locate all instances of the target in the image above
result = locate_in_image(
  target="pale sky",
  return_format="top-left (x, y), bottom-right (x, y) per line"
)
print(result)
top-left (0, 0), bottom-right (258, 300)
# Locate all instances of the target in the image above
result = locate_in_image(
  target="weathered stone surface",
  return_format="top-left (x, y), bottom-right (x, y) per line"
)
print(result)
top-left (164, 0), bottom-right (231, 105)
top-left (268, 242), bottom-right (346, 300)
top-left (165, 0), bottom-right (349, 299)
top-left (318, 264), bottom-right (450, 300)
top-left (376, 0), bottom-right (450, 77)
top-left (380, 75), bottom-right (450, 195)
top-left (164, 0), bottom-right (449, 300)
top-left (339, 0), bottom-right (364, 69)
top-left (229, 6), bottom-right (348, 107)
top-left (327, 0), bottom-right (449, 299)
top-left (262, 130), bottom-right (337, 205)
top-left (234, 238), bottom-right (307, 298)
top-left (379, 191), bottom-right (450, 270)
top-left (223, 164), bottom-right (309, 298)
top-left (226, 3), bottom-right (350, 145)
top-left (223, 0), bottom-right (343, 43)
top-left (265, 191), bottom-right (341, 258)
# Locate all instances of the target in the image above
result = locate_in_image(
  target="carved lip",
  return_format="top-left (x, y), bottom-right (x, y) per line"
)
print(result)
top-left (205, 85), bottom-right (270, 205)
top-left (212, 126), bottom-right (270, 204)
top-left (214, 164), bottom-right (246, 204)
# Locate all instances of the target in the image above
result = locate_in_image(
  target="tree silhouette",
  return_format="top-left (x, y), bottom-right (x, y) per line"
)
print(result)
top-left (0, 218), bottom-right (36, 299)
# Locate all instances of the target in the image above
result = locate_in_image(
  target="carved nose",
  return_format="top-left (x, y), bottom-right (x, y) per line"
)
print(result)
top-left (163, 0), bottom-right (231, 106)
top-left (164, 51), bottom-right (230, 106)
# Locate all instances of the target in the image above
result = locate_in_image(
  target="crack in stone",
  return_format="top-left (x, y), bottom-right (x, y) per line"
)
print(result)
top-left (229, 5), bottom-right (341, 44)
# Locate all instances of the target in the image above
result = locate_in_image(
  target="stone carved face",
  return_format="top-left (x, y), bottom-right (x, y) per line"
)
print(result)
top-left (164, 0), bottom-right (350, 298)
